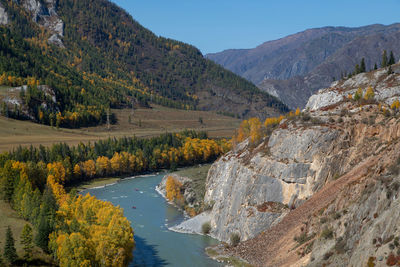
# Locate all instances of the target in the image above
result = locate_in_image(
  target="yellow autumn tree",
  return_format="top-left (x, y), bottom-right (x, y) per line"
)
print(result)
top-left (165, 176), bottom-right (184, 206)
top-left (248, 117), bottom-right (262, 144)
top-left (110, 152), bottom-right (122, 174)
top-left (47, 162), bottom-right (66, 184)
top-left (391, 99), bottom-right (400, 110)
top-left (364, 86), bottom-right (375, 100)
top-left (49, 193), bottom-right (134, 267)
top-left (96, 156), bottom-right (111, 176)
top-left (236, 119), bottom-right (251, 142)
top-left (82, 160), bottom-right (96, 178)
top-left (73, 164), bottom-right (81, 178)
top-left (354, 87), bottom-right (363, 101)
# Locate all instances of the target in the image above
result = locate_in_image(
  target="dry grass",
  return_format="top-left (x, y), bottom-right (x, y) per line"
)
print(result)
top-left (0, 200), bottom-right (53, 265)
top-left (0, 105), bottom-right (240, 152)
top-left (172, 164), bottom-right (212, 204)
top-left (69, 177), bottom-right (122, 192)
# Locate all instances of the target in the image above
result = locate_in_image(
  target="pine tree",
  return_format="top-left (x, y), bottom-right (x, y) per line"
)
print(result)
top-left (388, 51), bottom-right (395, 65)
top-left (382, 50), bottom-right (388, 68)
top-left (360, 58), bottom-right (366, 73)
top-left (4, 226), bottom-right (17, 264)
top-left (35, 213), bottom-right (51, 252)
top-left (35, 187), bottom-right (57, 252)
top-left (388, 65), bottom-right (393, 75)
top-left (374, 63), bottom-right (378, 70)
top-left (1, 161), bottom-right (18, 203)
top-left (354, 64), bottom-right (360, 74)
top-left (21, 224), bottom-right (33, 260)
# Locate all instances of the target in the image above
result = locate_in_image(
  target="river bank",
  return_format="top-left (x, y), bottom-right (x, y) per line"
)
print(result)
top-left (80, 172), bottom-right (221, 266)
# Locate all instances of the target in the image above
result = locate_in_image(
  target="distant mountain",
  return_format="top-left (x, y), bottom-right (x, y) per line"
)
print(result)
top-left (207, 24), bottom-right (400, 109)
top-left (0, 0), bottom-right (287, 128)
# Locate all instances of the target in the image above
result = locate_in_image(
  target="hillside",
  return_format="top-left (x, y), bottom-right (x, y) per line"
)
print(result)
top-left (183, 64), bottom-right (400, 266)
top-left (0, 0), bottom-right (287, 128)
top-left (207, 24), bottom-right (400, 109)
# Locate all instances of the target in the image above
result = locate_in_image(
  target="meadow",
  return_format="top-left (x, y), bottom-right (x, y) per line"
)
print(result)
top-left (0, 105), bottom-right (240, 152)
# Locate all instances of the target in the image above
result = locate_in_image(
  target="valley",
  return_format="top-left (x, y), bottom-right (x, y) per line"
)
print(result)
top-left (0, 104), bottom-right (240, 152)
top-left (1, 0), bottom-right (400, 266)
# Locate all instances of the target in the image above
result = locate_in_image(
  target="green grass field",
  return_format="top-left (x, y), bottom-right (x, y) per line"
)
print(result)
top-left (0, 104), bottom-right (240, 152)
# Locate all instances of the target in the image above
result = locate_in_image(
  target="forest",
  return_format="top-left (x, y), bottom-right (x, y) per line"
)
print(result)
top-left (0, 130), bottom-right (231, 266)
top-left (0, 0), bottom-right (287, 129)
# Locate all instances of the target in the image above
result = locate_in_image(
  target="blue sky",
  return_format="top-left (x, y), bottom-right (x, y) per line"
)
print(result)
top-left (111, 0), bottom-right (400, 54)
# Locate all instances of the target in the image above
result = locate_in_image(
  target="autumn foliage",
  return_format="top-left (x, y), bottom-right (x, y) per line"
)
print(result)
top-left (49, 193), bottom-right (134, 267)
top-left (233, 110), bottom-right (301, 146)
top-left (391, 99), bottom-right (400, 110)
top-left (165, 176), bottom-right (184, 206)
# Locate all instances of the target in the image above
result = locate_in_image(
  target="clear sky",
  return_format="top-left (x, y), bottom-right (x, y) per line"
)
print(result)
top-left (111, 0), bottom-right (400, 54)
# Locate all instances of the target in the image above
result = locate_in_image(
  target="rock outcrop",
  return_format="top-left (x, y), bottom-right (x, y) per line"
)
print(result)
top-left (204, 124), bottom-right (344, 242)
top-left (0, 3), bottom-right (8, 25)
top-left (157, 173), bottom-right (194, 205)
top-left (203, 63), bottom-right (400, 266)
top-left (18, 0), bottom-right (64, 47)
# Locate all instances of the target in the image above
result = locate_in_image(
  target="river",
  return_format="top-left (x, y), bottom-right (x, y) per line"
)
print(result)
top-left (81, 172), bottom-right (221, 267)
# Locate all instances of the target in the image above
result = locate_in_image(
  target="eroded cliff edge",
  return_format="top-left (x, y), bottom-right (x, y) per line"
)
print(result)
top-left (202, 63), bottom-right (400, 266)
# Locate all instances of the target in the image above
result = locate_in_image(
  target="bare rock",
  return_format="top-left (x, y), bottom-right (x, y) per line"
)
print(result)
top-left (0, 3), bottom-right (8, 25)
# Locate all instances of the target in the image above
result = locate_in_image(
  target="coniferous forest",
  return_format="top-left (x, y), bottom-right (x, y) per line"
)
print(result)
top-left (0, 0), bottom-right (287, 128)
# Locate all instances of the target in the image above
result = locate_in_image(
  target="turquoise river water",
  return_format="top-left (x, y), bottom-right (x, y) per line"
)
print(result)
top-left (81, 173), bottom-right (221, 267)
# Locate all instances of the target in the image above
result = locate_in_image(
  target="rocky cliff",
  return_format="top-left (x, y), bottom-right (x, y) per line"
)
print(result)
top-left (19, 0), bottom-right (64, 46)
top-left (204, 125), bottom-right (341, 242)
top-left (201, 63), bottom-right (400, 266)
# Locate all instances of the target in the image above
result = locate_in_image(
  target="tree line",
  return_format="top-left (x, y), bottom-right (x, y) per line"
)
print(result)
top-left (339, 50), bottom-right (397, 80)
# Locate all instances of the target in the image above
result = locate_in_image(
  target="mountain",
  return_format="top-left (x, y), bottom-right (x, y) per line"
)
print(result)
top-left (207, 24), bottom-right (400, 109)
top-left (0, 0), bottom-right (287, 128)
top-left (185, 63), bottom-right (400, 266)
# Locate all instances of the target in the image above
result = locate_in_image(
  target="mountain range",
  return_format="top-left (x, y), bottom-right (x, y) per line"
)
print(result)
top-left (207, 24), bottom-right (400, 109)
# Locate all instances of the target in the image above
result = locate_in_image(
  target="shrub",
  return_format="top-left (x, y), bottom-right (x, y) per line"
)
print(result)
top-left (202, 222), bottom-right (211, 235)
top-left (321, 227), bottom-right (334, 239)
top-left (333, 212), bottom-right (341, 220)
top-left (203, 201), bottom-right (215, 211)
top-left (294, 232), bottom-right (315, 246)
top-left (301, 113), bottom-right (311, 121)
top-left (320, 217), bottom-right (328, 224)
top-left (386, 253), bottom-right (399, 266)
top-left (323, 251), bottom-right (334, 260)
top-left (294, 232), bottom-right (307, 244)
top-left (367, 256), bottom-right (376, 267)
top-left (334, 237), bottom-right (347, 254)
top-left (311, 117), bottom-right (322, 125)
top-left (394, 237), bottom-right (399, 247)
top-left (230, 233), bottom-right (240, 247)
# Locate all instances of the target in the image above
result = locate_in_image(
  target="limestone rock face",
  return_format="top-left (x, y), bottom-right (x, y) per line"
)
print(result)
top-left (207, 63), bottom-right (400, 266)
top-left (0, 3), bottom-right (8, 25)
top-left (204, 125), bottom-right (342, 242)
top-left (18, 0), bottom-right (64, 47)
top-left (306, 64), bottom-right (400, 111)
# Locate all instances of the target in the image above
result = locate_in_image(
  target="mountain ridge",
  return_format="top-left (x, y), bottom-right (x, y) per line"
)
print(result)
top-left (207, 23), bottom-right (400, 109)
